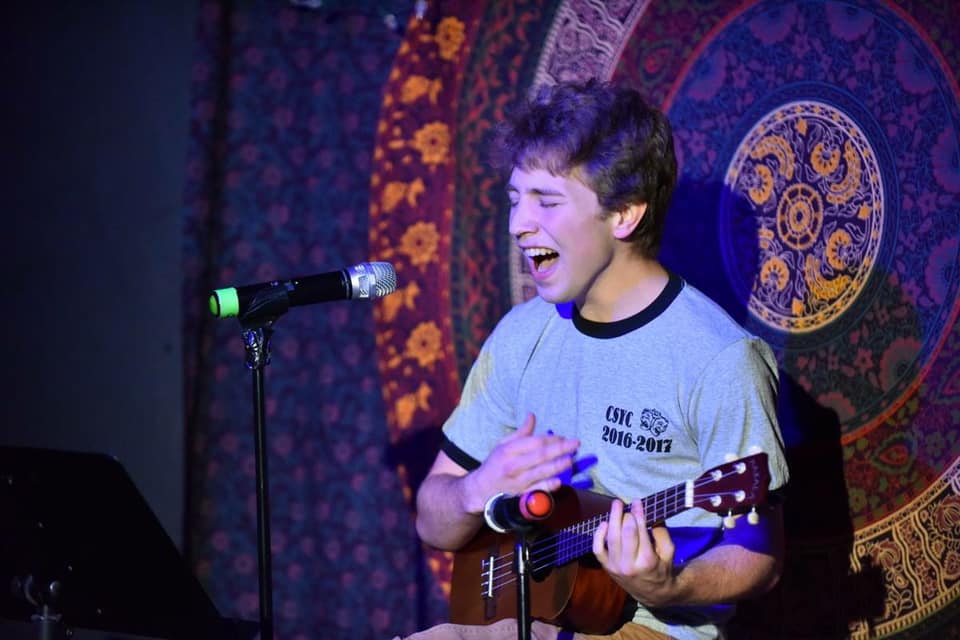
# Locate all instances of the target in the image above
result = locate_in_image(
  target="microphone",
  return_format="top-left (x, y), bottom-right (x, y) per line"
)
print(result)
top-left (483, 489), bottom-right (554, 533)
top-left (209, 261), bottom-right (398, 319)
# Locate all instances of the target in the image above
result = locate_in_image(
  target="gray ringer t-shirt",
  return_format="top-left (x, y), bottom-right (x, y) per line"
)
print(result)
top-left (442, 274), bottom-right (789, 639)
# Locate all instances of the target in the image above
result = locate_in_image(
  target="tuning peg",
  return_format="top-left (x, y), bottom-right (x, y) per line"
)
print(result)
top-left (723, 512), bottom-right (736, 529)
top-left (724, 452), bottom-right (737, 462)
top-left (747, 507), bottom-right (759, 525)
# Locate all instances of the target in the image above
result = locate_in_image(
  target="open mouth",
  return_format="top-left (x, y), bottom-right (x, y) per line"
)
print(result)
top-left (525, 247), bottom-right (559, 273)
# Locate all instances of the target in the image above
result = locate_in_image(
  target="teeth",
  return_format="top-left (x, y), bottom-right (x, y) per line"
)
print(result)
top-left (524, 247), bottom-right (556, 257)
top-left (523, 247), bottom-right (559, 273)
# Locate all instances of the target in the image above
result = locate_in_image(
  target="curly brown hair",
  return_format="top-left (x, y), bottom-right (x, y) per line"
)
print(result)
top-left (489, 79), bottom-right (677, 258)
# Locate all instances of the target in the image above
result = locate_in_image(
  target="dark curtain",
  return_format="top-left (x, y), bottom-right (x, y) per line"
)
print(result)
top-left (182, 2), bottom-right (447, 638)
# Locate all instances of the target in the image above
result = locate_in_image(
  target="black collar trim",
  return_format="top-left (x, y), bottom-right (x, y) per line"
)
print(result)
top-left (571, 272), bottom-right (683, 339)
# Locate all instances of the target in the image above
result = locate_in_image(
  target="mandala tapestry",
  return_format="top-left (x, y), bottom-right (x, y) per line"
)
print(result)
top-left (372, 1), bottom-right (960, 638)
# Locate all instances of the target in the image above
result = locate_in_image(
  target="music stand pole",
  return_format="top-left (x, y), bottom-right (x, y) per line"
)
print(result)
top-left (514, 532), bottom-right (532, 640)
top-left (35, 603), bottom-right (64, 640)
top-left (11, 575), bottom-right (67, 640)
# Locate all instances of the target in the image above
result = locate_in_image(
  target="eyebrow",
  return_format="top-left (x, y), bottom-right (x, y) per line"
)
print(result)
top-left (505, 185), bottom-right (566, 197)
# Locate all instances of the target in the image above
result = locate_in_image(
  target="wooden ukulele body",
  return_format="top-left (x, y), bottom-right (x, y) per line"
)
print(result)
top-left (450, 486), bottom-right (630, 634)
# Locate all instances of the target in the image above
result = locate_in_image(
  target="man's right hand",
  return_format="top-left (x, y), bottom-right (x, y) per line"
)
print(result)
top-left (414, 413), bottom-right (579, 550)
top-left (460, 413), bottom-right (580, 515)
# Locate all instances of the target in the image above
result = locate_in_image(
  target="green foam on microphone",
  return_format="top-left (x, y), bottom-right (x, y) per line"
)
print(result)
top-left (210, 288), bottom-right (239, 318)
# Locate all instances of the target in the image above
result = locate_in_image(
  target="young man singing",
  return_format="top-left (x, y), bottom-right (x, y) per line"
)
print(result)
top-left (398, 80), bottom-right (789, 640)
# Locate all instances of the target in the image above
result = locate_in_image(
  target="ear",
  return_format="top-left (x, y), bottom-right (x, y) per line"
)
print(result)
top-left (611, 202), bottom-right (647, 240)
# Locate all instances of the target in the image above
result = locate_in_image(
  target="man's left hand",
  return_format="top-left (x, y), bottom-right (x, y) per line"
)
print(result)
top-left (592, 498), bottom-right (678, 607)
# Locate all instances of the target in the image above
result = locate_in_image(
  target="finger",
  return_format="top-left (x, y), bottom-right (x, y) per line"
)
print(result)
top-left (625, 499), bottom-right (651, 556)
top-left (618, 502), bottom-right (641, 563)
top-left (593, 520), bottom-right (609, 563)
top-left (501, 437), bottom-right (574, 475)
top-left (514, 451), bottom-right (576, 492)
top-left (500, 434), bottom-right (580, 475)
top-left (504, 415), bottom-right (579, 456)
top-left (527, 475), bottom-right (562, 494)
top-left (503, 413), bottom-right (536, 441)
top-left (649, 524), bottom-right (675, 563)
top-left (605, 499), bottom-right (625, 559)
top-left (533, 434), bottom-right (580, 459)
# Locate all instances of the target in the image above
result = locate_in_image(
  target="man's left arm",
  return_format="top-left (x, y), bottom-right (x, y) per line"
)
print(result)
top-left (593, 495), bottom-right (785, 607)
top-left (595, 336), bottom-right (789, 606)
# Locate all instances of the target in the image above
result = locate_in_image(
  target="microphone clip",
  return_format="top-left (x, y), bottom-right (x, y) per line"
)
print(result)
top-left (240, 282), bottom-right (291, 328)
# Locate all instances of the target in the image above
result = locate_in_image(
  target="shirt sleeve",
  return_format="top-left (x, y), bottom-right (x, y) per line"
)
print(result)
top-left (687, 337), bottom-right (791, 492)
top-left (685, 337), bottom-right (790, 555)
top-left (440, 305), bottom-right (533, 463)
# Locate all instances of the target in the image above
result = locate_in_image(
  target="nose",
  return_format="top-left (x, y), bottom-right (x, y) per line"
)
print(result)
top-left (508, 198), bottom-right (537, 238)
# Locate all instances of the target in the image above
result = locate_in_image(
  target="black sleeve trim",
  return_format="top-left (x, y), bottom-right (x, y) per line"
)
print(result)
top-left (440, 433), bottom-right (481, 471)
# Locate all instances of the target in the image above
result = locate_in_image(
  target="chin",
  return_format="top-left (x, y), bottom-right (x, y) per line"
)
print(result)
top-left (534, 286), bottom-right (572, 305)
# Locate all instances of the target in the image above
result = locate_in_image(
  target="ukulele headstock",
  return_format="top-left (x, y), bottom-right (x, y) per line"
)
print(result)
top-left (692, 452), bottom-right (770, 525)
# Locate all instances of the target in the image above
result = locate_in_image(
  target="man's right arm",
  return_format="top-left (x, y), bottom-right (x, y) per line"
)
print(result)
top-left (415, 413), bottom-right (580, 550)
top-left (414, 451), bottom-right (484, 550)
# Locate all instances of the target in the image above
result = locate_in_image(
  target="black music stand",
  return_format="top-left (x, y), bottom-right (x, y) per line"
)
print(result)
top-left (0, 446), bottom-right (258, 640)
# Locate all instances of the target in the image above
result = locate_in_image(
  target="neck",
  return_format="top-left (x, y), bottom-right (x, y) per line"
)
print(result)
top-left (577, 256), bottom-right (669, 323)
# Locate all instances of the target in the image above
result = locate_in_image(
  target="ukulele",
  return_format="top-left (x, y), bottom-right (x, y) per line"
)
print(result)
top-left (449, 452), bottom-right (771, 634)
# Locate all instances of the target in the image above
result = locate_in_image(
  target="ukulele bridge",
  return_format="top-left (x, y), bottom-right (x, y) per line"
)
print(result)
top-left (482, 552), bottom-right (496, 600)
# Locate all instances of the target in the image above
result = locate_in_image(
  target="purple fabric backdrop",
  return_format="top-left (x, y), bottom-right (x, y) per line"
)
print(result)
top-left (182, 3), bottom-right (447, 638)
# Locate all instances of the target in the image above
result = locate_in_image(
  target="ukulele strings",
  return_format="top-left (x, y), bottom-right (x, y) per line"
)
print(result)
top-left (497, 490), bottom-right (680, 574)
top-left (480, 468), bottom-right (747, 596)
top-left (481, 492), bottom-right (682, 594)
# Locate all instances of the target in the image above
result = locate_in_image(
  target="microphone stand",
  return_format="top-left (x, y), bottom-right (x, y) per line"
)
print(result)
top-left (485, 491), bottom-right (554, 640)
top-left (234, 285), bottom-right (293, 640)
top-left (211, 265), bottom-right (397, 640)
top-left (242, 323), bottom-right (274, 640)
top-left (514, 532), bottom-right (533, 640)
